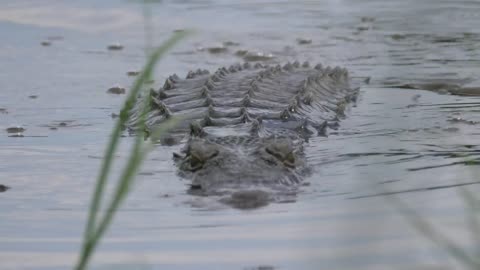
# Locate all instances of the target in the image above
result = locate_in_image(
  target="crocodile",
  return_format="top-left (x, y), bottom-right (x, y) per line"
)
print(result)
top-left (129, 61), bottom-right (359, 209)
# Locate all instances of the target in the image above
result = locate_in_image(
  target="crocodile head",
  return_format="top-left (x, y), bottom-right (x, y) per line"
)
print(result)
top-left (174, 134), bottom-right (306, 194)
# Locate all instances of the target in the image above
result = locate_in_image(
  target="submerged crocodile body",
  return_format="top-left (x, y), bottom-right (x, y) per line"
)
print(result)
top-left (130, 61), bottom-right (359, 209)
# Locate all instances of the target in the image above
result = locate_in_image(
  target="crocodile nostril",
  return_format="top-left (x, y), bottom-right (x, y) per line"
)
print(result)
top-left (207, 150), bottom-right (219, 159)
top-left (190, 183), bottom-right (202, 190)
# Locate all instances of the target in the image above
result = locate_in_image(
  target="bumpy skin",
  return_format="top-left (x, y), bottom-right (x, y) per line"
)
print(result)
top-left (129, 61), bottom-right (359, 208)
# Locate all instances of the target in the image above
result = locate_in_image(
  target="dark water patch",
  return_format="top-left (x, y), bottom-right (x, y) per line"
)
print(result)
top-left (361, 16), bottom-right (375, 23)
top-left (223, 41), bottom-right (240, 47)
top-left (126, 71), bottom-right (140, 76)
top-left (442, 127), bottom-right (460, 132)
top-left (206, 46), bottom-right (227, 54)
top-left (237, 50), bottom-right (275, 62)
top-left (347, 55), bottom-right (376, 61)
top-left (6, 126), bottom-right (25, 133)
top-left (431, 37), bottom-right (463, 43)
top-left (196, 45), bottom-right (228, 54)
top-left (8, 134), bottom-right (24, 137)
top-left (7, 134), bottom-right (52, 138)
top-left (158, 193), bottom-right (172, 198)
top-left (449, 87), bottom-right (480, 96)
top-left (107, 43), bottom-right (124, 51)
top-left (107, 86), bottom-right (126, 94)
top-left (354, 26), bottom-right (370, 32)
top-left (138, 171), bottom-right (155, 176)
top-left (0, 184), bottom-right (10, 192)
top-left (296, 38), bottom-right (312, 45)
top-left (447, 117), bottom-right (478, 125)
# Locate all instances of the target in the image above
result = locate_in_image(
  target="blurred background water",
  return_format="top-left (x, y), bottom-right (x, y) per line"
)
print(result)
top-left (0, 0), bottom-right (479, 269)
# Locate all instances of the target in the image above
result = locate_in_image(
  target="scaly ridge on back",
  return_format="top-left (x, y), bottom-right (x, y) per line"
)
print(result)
top-left (129, 62), bottom-right (358, 137)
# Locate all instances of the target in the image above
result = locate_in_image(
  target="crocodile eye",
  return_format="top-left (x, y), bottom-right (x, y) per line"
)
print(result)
top-left (187, 150), bottom-right (219, 172)
top-left (189, 153), bottom-right (204, 171)
top-left (265, 146), bottom-right (284, 161)
top-left (265, 144), bottom-right (296, 168)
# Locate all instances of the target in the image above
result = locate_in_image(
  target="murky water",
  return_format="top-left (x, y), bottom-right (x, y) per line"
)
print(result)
top-left (1, 0), bottom-right (480, 269)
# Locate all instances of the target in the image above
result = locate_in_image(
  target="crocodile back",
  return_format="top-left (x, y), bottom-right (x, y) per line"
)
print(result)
top-left (129, 61), bottom-right (358, 140)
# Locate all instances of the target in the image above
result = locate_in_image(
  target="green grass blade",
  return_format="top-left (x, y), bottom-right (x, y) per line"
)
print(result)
top-left (75, 30), bottom-right (189, 270)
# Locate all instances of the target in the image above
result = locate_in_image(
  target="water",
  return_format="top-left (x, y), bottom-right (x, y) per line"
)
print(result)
top-left (1, 0), bottom-right (480, 269)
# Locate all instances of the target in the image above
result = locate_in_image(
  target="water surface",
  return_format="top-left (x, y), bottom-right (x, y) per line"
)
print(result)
top-left (1, 1), bottom-right (480, 269)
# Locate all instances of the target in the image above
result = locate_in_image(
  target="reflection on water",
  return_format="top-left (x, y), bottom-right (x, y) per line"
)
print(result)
top-left (0, 0), bottom-right (480, 269)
